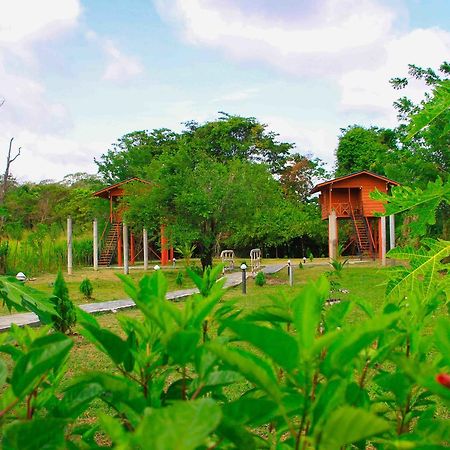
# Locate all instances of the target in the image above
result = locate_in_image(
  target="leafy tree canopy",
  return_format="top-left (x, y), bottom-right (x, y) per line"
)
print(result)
top-left (334, 125), bottom-right (398, 177)
top-left (95, 113), bottom-right (296, 184)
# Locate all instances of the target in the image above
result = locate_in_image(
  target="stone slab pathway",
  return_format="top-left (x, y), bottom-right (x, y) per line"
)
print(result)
top-left (0, 263), bottom-right (287, 331)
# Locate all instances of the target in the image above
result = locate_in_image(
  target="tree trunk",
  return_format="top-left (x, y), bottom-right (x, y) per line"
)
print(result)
top-left (200, 244), bottom-right (213, 271)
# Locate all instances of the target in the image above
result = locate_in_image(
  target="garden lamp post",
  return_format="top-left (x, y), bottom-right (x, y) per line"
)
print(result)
top-left (241, 263), bottom-right (247, 294)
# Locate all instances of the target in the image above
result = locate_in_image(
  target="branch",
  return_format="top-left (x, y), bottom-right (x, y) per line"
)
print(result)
top-left (10, 147), bottom-right (21, 163)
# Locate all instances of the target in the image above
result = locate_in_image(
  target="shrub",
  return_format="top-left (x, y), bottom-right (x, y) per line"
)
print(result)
top-left (79, 277), bottom-right (93, 299)
top-left (308, 251), bottom-right (314, 262)
top-left (254, 271), bottom-right (266, 286)
top-left (51, 270), bottom-right (77, 334)
top-left (175, 271), bottom-right (183, 287)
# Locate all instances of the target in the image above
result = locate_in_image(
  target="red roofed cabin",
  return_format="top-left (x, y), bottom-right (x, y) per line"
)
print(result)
top-left (93, 178), bottom-right (172, 267)
top-left (310, 171), bottom-right (399, 262)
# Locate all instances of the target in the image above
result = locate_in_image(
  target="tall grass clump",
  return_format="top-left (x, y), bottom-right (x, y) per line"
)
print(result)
top-left (5, 232), bottom-right (93, 275)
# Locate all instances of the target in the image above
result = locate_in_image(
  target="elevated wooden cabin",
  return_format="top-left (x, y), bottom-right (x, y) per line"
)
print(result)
top-left (311, 171), bottom-right (399, 261)
top-left (93, 178), bottom-right (171, 266)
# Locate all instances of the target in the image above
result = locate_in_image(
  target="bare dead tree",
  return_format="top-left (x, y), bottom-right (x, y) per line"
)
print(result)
top-left (0, 138), bottom-right (21, 204)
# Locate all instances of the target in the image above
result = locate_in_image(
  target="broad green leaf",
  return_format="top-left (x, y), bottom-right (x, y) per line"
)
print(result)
top-left (292, 276), bottom-right (329, 357)
top-left (323, 300), bottom-right (352, 332)
top-left (192, 369), bottom-right (244, 391)
top-left (317, 406), bottom-right (390, 449)
top-left (206, 341), bottom-right (281, 401)
top-left (80, 320), bottom-right (130, 366)
top-left (131, 398), bottom-right (221, 450)
top-left (222, 396), bottom-right (278, 426)
top-left (12, 332), bottom-right (73, 397)
top-left (224, 319), bottom-right (299, 372)
top-left (371, 178), bottom-right (450, 237)
top-left (58, 380), bottom-right (105, 418)
top-left (406, 80), bottom-right (450, 139)
top-left (323, 313), bottom-right (400, 376)
top-left (384, 239), bottom-right (450, 299)
top-left (217, 417), bottom-right (257, 449)
top-left (166, 329), bottom-right (200, 365)
top-left (64, 372), bottom-right (147, 418)
top-left (3, 418), bottom-right (68, 450)
top-left (0, 277), bottom-right (57, 324)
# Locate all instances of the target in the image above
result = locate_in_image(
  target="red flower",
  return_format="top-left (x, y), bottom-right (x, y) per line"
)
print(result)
top-left (436, 373), bottom-right (450, 389)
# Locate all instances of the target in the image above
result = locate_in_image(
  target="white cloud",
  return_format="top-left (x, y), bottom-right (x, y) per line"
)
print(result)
top-left (155, 0), bottom-right (450, 128)
top-left (338, 28), bottom-right (450, 125)
top-left (0, 130), bottom-right (106, 182)
top-left (213, 87), bottom-right (259, 102)
top-left (0, 0), bottom-right (81, 44)
top-left (0, 0), bottom-right (80, 134)
top-left (155, 0), bottom-right (394, 74)
top-left (85, 31), bottom-right (144, 83)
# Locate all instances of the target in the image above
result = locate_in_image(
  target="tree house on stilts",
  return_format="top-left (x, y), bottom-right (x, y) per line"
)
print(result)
top-left (93, 178), bottom-right (172, 267)
top-left (310, 171), bottom-right (399, 263)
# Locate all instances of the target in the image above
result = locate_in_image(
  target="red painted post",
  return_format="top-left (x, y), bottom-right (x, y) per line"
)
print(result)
top-left (169, 245), bottom-right (174, 262)
top-left (161, 224), bottom-right (168, 265)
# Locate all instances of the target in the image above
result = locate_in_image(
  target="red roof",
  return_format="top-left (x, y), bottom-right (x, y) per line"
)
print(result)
top-left (310, 171), bottom-right (399, 194)
top-left (93, 177), bottom-right (153, 198)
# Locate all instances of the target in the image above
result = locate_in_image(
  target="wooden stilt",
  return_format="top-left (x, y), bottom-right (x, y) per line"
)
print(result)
top-left (123, 223), bottom-right (129, 274)
top-left (328, 209), bottom-right (338, 261)
top-left (143, 228), bottom-right (148, 270)
top-left (161, 224), bottom-right (168, 265)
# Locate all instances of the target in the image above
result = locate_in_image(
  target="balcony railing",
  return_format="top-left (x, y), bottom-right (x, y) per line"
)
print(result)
top-left (325, 202), bottom-right (363, 217)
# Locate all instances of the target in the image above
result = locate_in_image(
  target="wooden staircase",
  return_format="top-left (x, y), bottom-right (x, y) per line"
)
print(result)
top-left (99, 222), bottom-right (121, 266)
top-left (350, 205), bottom-right (375, 258)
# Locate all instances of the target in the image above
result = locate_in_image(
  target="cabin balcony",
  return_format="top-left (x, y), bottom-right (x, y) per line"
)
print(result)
top-left (322, 202), bottom-right (363, 219)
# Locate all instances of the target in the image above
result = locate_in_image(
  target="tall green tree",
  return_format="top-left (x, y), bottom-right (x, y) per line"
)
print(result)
top-left (334, 125), bottom-right (398, 177)
top-left (96, 114), bottom-right (296, 184)
top-left (388, 61), bottom-right (449, 186)
top-left (181, 113), bottom-right (294, 174)
top-left (95, 129), bottom-right (179, 183)
top-left (125, 146), bottom-right (285, 269)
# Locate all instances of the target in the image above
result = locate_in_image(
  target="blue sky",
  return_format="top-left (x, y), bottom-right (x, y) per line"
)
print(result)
top-left (0, 0), bottom-right (449, 181)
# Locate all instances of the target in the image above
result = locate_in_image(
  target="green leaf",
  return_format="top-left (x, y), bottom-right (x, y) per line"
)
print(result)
top-left (206, 341), bottom-right (281, 401)
top-left (371, 178), bottom-right (450, 237)
top-left (224, 319), bottom-right (299, 372)
top-left (406, 80), bottom-right (450, 140)
top-left (317, 406), bottom-right (390, 449)
top-left (222, 396), bottom-right (278, 426)
top-left (292, 276), bottom-right (329, 357)
top-left (385, 239), bottom-right (450, 299)
top-left (64, 372), bottom-right (147, 418)
top-left (12, 332), bottom-right (73, 397)
top-left (131, 398), bottom-right (222, 450)
top-left (0, 277), bottom-right (57, 324)
top-left (3, 418), bottom-right (68, 450)
top-left (58, 380), bottom-right (105, 418)
top-left (323, 313), bottom-right (400, 376)
top-left (80, 320), bottom-right (130, 366)
top-left (166, 329), bottom-right (200, 365)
